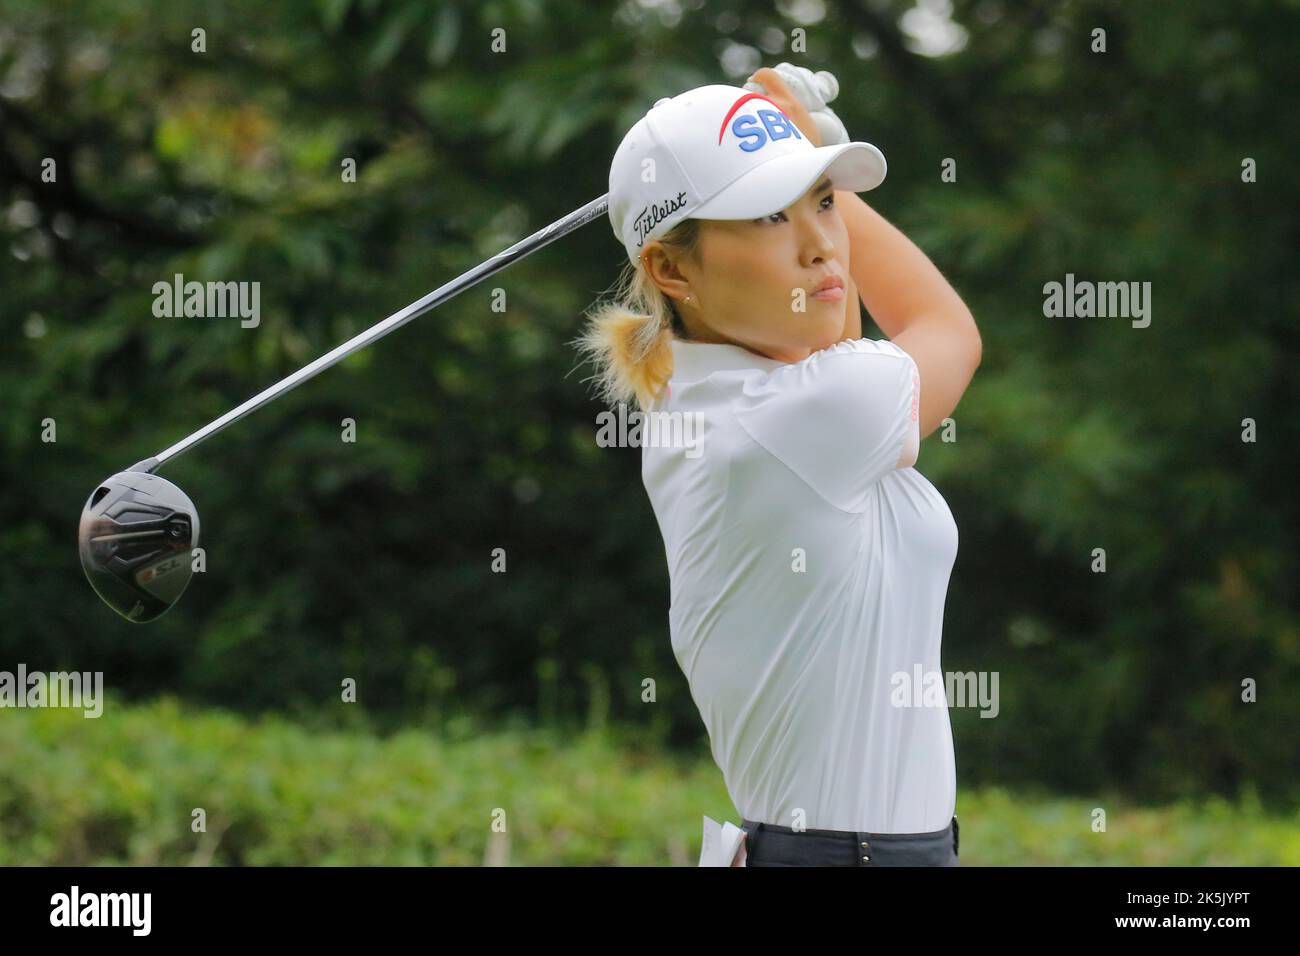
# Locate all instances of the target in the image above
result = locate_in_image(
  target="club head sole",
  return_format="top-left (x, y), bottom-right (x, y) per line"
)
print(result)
top-left (78, 471), bottom-right (200, 623)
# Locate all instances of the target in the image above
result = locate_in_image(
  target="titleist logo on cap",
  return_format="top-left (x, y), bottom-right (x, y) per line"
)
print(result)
top-left (634, 190), bottom-right (688, 246)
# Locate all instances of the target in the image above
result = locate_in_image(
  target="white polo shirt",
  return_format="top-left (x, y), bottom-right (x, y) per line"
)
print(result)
top-left (642, 336), bottom-right (958, 834)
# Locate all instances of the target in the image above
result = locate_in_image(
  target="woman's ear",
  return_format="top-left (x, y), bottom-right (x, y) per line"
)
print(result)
top-left (642, 241), bottom-right (693, 306)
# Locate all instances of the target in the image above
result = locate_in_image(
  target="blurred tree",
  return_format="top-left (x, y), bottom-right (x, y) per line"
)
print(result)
top-left (1, 0), bottom-right (1296, 805)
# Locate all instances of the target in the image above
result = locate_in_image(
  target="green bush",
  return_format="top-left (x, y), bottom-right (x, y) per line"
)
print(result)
top-left (2, 696), bottom-right (1295, 865)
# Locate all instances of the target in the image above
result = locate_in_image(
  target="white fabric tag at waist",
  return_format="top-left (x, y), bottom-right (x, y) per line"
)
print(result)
top-left (699, 815), bottom-right (747, 866)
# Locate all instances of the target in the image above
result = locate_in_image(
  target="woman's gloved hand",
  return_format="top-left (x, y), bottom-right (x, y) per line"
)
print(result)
top-left (743, 63), bottom-right (850, 148)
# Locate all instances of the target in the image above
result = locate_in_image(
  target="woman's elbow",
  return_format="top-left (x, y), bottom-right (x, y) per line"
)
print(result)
top-left (954, 306), bottom-right (982, 370)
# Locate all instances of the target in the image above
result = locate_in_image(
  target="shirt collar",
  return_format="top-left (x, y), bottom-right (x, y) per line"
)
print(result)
top-left (670, 338), bottom-right (788, 384)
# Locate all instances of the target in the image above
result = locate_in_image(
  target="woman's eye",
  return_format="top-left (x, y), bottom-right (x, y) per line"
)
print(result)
top-left (754, 195), bottom-right (834, 224)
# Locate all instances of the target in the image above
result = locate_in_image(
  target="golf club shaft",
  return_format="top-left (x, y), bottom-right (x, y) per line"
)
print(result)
top-left (137, 193), bottom-right (611, 472)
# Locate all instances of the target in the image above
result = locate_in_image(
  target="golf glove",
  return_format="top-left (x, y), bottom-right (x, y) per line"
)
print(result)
top-left (742, 62), bottom-right (850, 147)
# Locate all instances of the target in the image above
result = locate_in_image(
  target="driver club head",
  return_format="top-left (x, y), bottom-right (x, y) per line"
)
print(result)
top-left (78, 470), bottom-right (199, 623)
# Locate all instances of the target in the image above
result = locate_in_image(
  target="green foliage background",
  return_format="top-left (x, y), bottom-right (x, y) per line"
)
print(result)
top-left (1, 0), bottom-right (1296, 853)
top-left (5, 697), bottom-right (1297, 865)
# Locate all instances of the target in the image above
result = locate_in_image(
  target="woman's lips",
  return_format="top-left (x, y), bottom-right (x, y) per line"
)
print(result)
top-left (811, 275), bottom-right (845, 301)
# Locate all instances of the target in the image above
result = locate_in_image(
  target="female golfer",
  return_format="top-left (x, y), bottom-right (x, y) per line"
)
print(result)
top-left (579, 68), bottom-right (981, 866)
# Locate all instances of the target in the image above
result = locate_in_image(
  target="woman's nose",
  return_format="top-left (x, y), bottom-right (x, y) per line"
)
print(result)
top-left (800, 220), bottom-right (835, 264)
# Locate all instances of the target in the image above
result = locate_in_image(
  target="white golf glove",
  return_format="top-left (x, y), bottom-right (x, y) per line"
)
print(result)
top-left (742, 62), bottom-right (850, 147)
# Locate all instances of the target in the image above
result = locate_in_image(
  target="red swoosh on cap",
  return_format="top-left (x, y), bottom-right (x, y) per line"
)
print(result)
top-left (717, 92), bottom-right (783, 145)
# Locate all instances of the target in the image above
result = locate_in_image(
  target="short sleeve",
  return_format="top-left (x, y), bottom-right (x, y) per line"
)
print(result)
top-left (734, 338), bottom-right (920, 512)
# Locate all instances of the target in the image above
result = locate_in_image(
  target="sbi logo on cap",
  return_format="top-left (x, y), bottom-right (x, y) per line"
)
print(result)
top-left (718, 93), bottom-right (805, 153)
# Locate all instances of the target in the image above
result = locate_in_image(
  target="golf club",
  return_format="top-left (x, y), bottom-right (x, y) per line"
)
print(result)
top-left (79, 193), bottom-right (611, 623)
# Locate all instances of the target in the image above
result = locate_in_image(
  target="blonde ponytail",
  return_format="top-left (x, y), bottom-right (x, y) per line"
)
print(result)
top-left (573, 218), bottom-right (702, 412)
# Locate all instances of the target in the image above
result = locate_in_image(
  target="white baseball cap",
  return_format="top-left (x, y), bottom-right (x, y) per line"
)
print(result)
top-left (608, 83), bottom-right (886, 265)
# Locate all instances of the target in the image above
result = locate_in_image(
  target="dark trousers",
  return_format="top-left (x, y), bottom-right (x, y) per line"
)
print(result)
top-left (741, 815), bottom-right (959, 866)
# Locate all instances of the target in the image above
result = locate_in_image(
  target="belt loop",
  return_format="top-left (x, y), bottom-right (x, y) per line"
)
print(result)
top-left (741, 821), bottom-right (762, 857)
top-left (857, 829), bottom-right (872, 866)
top-left (952, 815), bottom-right (959, 855)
